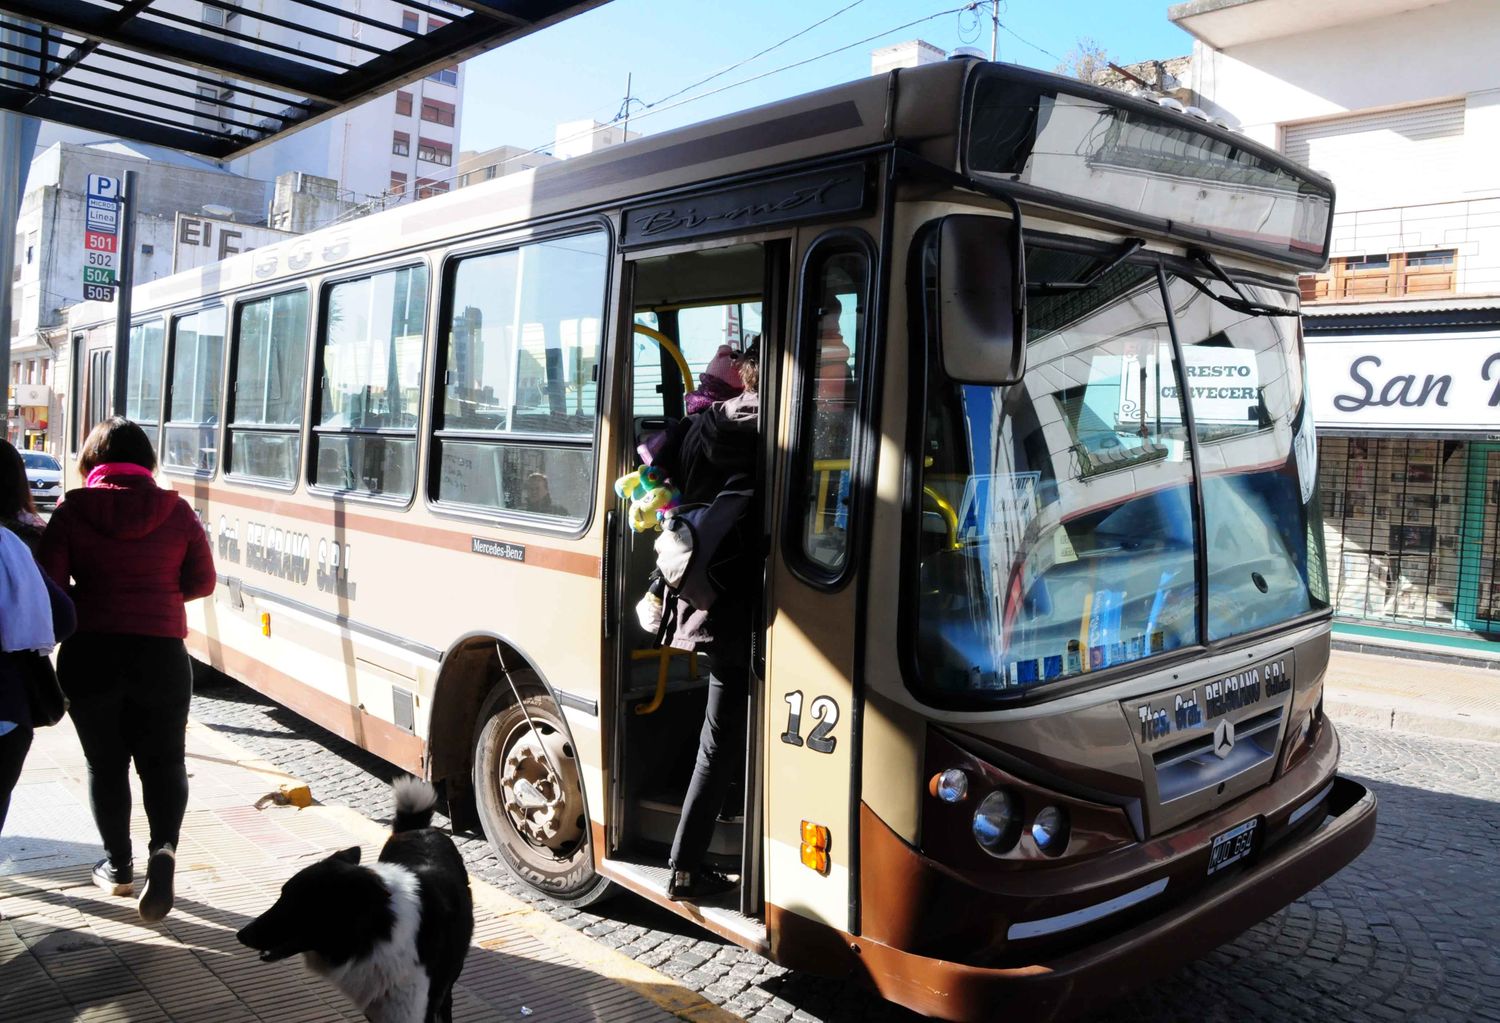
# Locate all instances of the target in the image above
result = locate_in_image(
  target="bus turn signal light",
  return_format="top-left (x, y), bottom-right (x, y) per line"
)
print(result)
top-left (261, 612), bottom-right (271, 637)
top-left (800, 845), bottom-right (829, 874)
top-left (800, 820), bottom-right (830, 874)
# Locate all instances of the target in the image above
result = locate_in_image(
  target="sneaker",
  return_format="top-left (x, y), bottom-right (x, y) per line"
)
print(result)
top-left (137, 844), bottom-right (176, 923)
top-left (91, 858), bottom-right (133, 897)
top-left (666, 864), bottom-right (736, 902)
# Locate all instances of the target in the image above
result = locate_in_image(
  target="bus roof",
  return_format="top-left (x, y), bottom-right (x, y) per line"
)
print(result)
top-left (70, 59), bottom-right (1330, 327)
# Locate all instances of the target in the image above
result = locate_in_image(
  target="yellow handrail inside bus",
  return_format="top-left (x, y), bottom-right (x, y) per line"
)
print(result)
top-left (632, 324), bottom-right (694, 396)
top-left (631, 647), bottom-right (699, 715)
top-left (809, 458), bottom-right (959, 550)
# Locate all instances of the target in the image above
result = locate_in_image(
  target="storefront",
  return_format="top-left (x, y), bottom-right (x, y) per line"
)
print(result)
top-left (1305, 306), bottom-right (1500, 653)
top-left (8, 382), bottom-right (53, 453)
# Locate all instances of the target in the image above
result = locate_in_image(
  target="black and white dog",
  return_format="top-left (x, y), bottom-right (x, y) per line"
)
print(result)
top-left (237, 777), bottom-right (474, 1023)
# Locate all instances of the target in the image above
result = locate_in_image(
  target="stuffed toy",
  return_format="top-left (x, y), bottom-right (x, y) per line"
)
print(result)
top-left (613, 465), bottom-right (680, 532)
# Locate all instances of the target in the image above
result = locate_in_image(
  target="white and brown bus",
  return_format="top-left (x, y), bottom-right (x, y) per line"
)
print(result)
top-left (64, 58), bottom-right (1375, 1021)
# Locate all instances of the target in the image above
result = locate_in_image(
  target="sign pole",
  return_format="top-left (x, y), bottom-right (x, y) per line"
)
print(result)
top-left (111, 170), bottom-right (137, 416)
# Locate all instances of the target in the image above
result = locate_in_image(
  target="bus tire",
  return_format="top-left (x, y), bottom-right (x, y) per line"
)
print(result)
top-left (471, 682), bottom-right (613, 907)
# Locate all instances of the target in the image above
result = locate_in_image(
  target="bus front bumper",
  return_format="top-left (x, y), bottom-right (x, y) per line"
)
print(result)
top-left (843, 772), bottom-right (1375, 1022)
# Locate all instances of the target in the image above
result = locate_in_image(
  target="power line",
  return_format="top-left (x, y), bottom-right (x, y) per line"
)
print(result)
top-left (638, 0), bottom-right (870, 112)
top-left (329, 2), bottom-right (971, 226)
top-left (529, 2), bottom-right (972, 162)
top-left (999, 20), bottom-right (1061, 63)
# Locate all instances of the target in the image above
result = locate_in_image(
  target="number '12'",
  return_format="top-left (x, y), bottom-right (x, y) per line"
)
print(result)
top-left (781, 690), bottom-right (839, 754)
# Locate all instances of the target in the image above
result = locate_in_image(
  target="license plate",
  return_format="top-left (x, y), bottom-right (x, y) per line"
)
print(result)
top-left (1207, 818), bottom-right (1259, 875)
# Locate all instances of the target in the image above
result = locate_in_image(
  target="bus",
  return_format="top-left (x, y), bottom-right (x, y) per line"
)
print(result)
top-left (65, 58), bottom-right (1375, 1021)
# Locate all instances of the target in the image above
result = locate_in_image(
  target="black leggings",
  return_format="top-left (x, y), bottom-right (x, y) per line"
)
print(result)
top-left (0, 722), bottom-right (34, 835)
top-left (669, 627), bottom-right (750, 872)
top-left (58, 634), bottom-right (193, 865)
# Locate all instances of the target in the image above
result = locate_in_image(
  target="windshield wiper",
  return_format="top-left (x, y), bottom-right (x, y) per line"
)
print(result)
top-left (1028, 237), bottom-right (1145, 295)
top-left (1180, 248), bottom-right (1298, 317)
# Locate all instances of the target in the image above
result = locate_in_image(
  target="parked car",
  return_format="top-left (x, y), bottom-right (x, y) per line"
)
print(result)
top-left (22, 450), bottom-right (62, 511)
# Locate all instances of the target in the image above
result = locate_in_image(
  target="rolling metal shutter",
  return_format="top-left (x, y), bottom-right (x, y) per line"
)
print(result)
top-left (1283, 100), bottom-right (1465, 209)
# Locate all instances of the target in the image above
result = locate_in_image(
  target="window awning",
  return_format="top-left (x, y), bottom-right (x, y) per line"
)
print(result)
top-left (0, 1), bottom-right (605, 159)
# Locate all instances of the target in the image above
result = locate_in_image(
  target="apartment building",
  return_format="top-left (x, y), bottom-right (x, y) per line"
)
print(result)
top-left (202, 0), bottom-right (467, 210)
top-left (1171, 0), bottom-right (1500, 654)
top-left (35, 0), bottom-right (467, 216)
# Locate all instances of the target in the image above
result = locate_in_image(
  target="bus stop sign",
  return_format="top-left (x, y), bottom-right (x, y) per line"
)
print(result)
top-left (83, 174), bottom-right (120, 301)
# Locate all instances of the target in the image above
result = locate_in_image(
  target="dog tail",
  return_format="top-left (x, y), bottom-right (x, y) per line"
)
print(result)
top-left (392, 776), bottom-right (439, 833)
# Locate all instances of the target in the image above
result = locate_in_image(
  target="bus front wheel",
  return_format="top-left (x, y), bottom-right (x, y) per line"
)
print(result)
top-left (471, 682), bottom-right (613, 906)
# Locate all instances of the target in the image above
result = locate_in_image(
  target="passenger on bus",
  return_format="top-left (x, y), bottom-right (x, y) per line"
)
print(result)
top-left (649, 343), bottom-right (760, 901)
top-left (38, 417), bottom-right (216, 924)
top-left (520, 471), bottom-right (565, 516)
top-left (684, 343), bottom-right (745, 415)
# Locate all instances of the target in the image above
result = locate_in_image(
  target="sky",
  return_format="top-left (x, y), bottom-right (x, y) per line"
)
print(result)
top-left (459, 0), bottom-right (1195, 156)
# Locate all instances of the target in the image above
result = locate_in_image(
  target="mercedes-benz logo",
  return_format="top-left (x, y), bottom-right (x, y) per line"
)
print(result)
top-left (1213, 718), bottom-right (1237, 759)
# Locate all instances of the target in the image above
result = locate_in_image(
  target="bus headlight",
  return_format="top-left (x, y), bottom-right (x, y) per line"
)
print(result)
top-left (934, 769), bottom-right (969, 803)
top-left (972, 790), bottom-right (1020, 855)
top-left (1031, 806), bottom-right (1069, 853)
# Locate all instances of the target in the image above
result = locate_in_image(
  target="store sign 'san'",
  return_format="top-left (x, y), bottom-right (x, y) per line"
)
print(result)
top-left (1307, 333), bottom-right (1500, 431)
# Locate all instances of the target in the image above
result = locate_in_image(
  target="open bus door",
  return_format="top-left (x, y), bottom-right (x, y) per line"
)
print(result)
top-left (602, 236), bottom-right (788, 949)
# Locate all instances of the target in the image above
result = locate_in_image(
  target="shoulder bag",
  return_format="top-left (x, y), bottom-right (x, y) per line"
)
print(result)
top-left (16, 651), bottom-right (68, 727)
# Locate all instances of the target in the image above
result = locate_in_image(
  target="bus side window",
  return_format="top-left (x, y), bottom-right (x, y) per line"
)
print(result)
top-left (226, 290), bottom-right (309, 486)
top-left (124, 319), bottom-right (165, 453)
top-left (789, 239), bottom-right (871, 580)
top-left (312, 265), bottom-right (427, 499)
top-left (430, 228), bottom-right (609, 524)
top-left (163, 306), bottom-right (226, 477)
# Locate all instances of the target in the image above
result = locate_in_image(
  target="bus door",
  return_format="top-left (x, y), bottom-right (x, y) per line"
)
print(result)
top-left (761, 229), bottom-right (875, 940)
top-left (606, 237), bottom-right (787, 932)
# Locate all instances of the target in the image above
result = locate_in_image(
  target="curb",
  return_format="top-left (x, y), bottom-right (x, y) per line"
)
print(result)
top-left (1331, 636), bottom-right (1500, 674)
top-left (1324, 694), bottom-right (1500, 746)
top-left (186, 722), bottom-right (742, 1023)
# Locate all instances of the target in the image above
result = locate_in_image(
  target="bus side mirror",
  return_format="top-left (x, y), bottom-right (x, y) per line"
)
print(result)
top-left (936, 214), bottom-right (1026, 384)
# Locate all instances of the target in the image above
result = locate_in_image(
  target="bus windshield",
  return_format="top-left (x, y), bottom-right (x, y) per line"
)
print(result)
top-left (914, 241), bottom-right (1329, 698)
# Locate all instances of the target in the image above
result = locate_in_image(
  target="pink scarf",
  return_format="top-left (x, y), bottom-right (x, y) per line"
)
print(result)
top-left (85, 462), bottom-right (155, 488)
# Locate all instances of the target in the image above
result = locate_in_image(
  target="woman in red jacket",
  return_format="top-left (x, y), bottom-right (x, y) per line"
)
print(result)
top-left (39, 417), bottom-right (215, 923)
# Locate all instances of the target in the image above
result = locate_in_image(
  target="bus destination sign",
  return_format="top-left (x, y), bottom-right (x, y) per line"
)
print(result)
top-left (620, 162), bottom-right (868, 247)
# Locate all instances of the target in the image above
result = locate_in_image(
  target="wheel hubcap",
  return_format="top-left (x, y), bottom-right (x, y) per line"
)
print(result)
top-left (500, 724), bottom-right (583, 855)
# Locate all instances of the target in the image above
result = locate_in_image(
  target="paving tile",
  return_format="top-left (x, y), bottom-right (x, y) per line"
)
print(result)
top-left (0, 718), bottom-right (687, 1023)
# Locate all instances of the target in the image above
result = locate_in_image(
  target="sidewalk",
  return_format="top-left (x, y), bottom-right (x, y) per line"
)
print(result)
top-left (1324, 647), bottom-right (1500, 745)
top-left (0, 718), bottom-right (737, 1023)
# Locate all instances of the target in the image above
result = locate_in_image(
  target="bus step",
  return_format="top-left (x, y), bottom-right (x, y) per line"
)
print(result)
top-left (602, 856), bottom-right (768, 948)
top-left (634, 796), bottom-right (742, 857)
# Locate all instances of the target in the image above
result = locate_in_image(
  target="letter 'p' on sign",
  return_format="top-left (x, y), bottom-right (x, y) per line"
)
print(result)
top-left (87, 174), bottom-right (119, 201)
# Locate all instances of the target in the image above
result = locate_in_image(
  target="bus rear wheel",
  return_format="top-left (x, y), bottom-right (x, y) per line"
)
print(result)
top-left (471, 683), bottom-right (612, 906)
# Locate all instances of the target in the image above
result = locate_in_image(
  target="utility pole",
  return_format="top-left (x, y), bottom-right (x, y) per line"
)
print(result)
top-left (990, 1), bottom-right (999, 62)
top-left (621, 72), bottom-right (633, 141)
top-left (111, 170), bottom-right (137, 416)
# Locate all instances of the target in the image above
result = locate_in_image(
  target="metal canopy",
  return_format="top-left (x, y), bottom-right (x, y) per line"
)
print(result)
top-left (0, 0), bottom-right (605, 159)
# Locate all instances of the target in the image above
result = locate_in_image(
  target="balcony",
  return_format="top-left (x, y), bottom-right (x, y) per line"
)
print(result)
top-left (1169, 0), bottom-right (1461, 49)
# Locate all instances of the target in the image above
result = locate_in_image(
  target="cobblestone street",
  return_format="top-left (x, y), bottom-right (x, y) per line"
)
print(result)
top-left (189, 676), bottom-right (1500, 1023)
